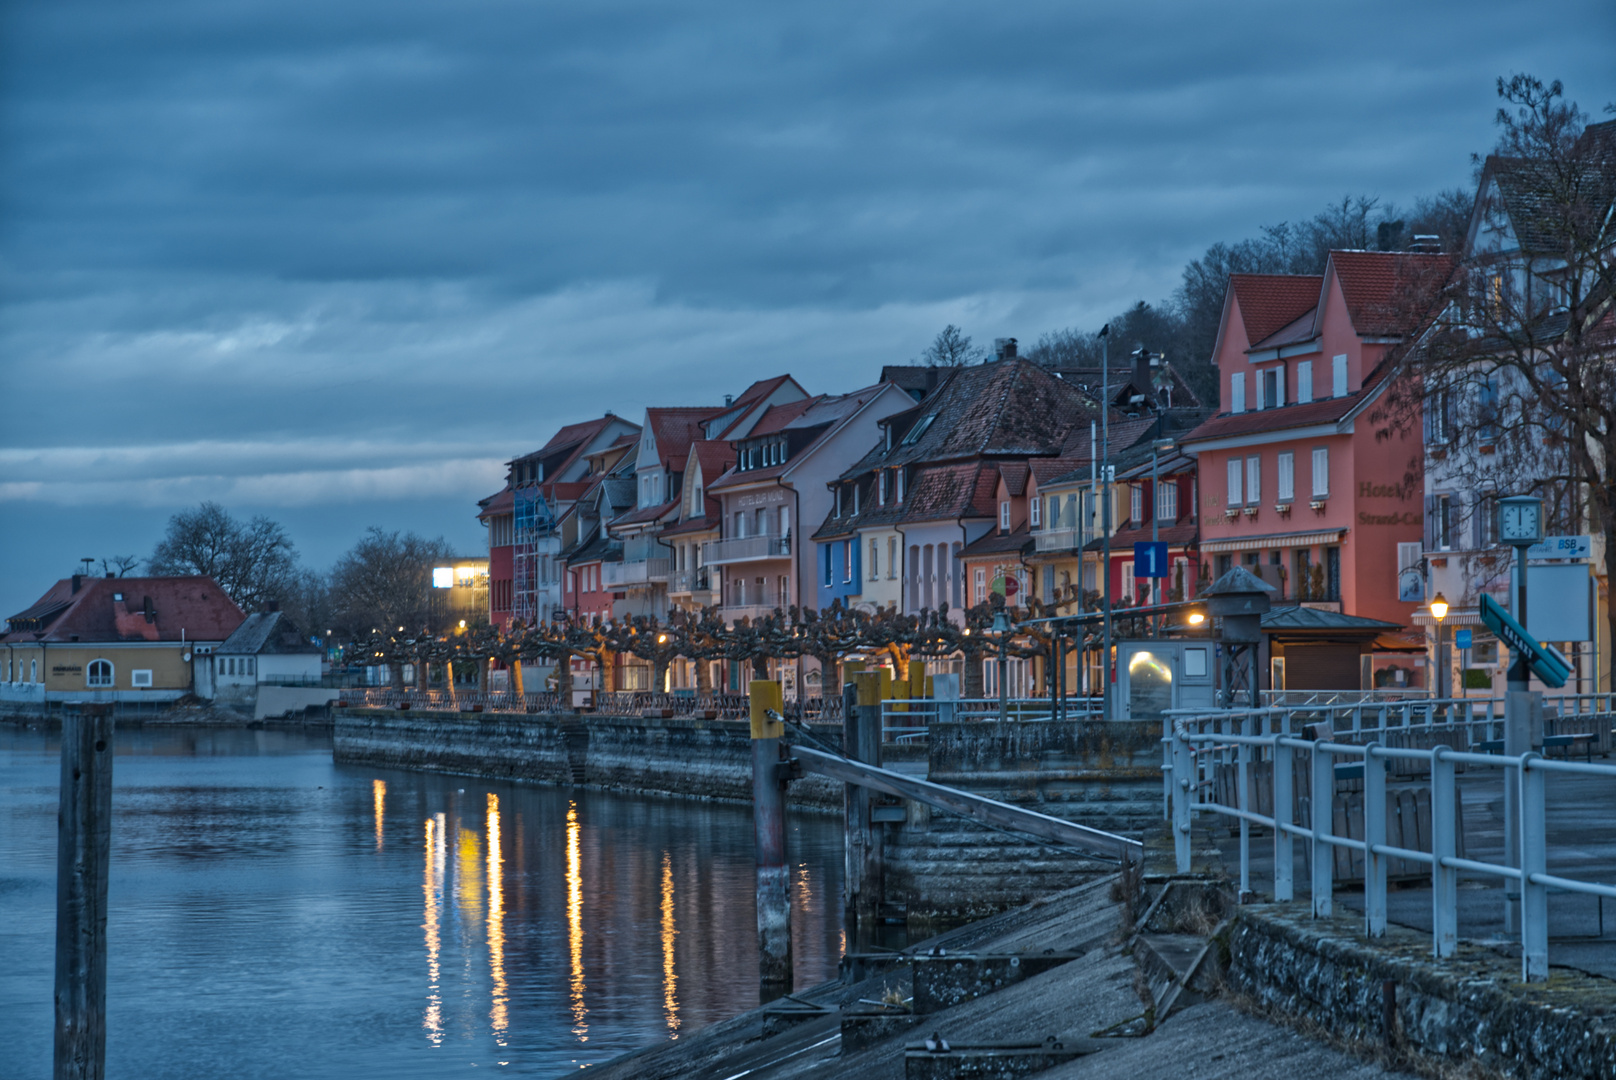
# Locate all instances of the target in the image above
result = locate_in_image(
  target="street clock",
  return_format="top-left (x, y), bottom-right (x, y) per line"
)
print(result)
top-left (1497, 495), bottom-right (1544, 545)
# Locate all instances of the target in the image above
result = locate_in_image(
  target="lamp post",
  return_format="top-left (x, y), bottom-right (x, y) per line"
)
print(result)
top-left (992, 608), bottom-right (1011, 722)
top-left (1430, 591), bottom-right (1449, 702)
top-left (1099, 324), bottom-right (1113, 722)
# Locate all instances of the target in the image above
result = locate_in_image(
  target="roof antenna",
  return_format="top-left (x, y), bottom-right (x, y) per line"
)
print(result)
top-left (80, 558), bottom-right (95, 575)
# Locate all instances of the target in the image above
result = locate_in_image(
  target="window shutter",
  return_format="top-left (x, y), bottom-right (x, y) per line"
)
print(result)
top-left (1312, 447), bottom-right (1329, 497)
top-left (1231, 372), bottom-right (1245, 413)
top-left (1423, 495), bottom-right (1436, 549)
top-left (1297, 361), bottom-right (1313, 403)
top-left (1332, 355), bottom-right (1348, 397)
top-left (1227, 458), bottom-right (1242, 506)
top-left (1246, 456), bottom-right (1261, 504)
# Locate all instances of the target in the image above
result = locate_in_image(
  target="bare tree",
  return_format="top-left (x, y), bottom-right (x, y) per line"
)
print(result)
top-left (919, 324), bottom-right (985, 366)
top-left (1376, 75), bottom-right (1616, 672)
top-left (99, 555), bottom-right (140, 577)
top-left (328, 527), bottom-right (456, 637)
top-left (148, 501), bottom-right (298, 610)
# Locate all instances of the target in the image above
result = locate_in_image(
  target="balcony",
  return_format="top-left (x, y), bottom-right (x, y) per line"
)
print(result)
top-left (667, 569), bottom-right (713, 596)
top-left (1034, 527), bottom-right (1091, 553)
top-left (720, 603), bottom-right (782, 624)
top-left (601, 558), bottom-right (671, 589)
top-left (702, 536), bottom-right (790, 565)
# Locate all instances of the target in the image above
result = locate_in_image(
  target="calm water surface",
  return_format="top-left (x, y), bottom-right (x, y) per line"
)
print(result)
top-left (0, 725), bottom-right (845, 1078)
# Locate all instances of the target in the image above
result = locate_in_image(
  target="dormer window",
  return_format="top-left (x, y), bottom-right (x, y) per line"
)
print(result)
top-left (1029, 497), bottom-right (1040, 528)
top-left (885, 426), bottom-right (893, 451)
top-left (999, 501), bottom-right (1011, 531)
top-left (835, 485), bottom-right (843, 517)
top-left (901, 414), bottom-right (936, 446)
top-left (896, 468), bottom-right (905, 502)
top-left (852, 484), bottom-right (859, 515)
top-left (879, 471), bottom-right (889, 505)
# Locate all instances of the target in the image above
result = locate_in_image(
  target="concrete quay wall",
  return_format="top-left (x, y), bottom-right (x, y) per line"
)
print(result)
top-left (1226, 905), bottom-right (1616, 1080)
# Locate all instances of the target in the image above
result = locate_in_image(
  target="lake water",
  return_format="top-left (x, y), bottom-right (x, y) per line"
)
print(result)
top-left (0, 725), bottom-right (846, 1078)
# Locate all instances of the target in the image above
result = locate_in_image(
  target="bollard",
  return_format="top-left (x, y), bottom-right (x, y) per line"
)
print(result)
top-left (55, 703), bottom-right (114, 1080)
top-left (749, 680), bottom-right (792, 997)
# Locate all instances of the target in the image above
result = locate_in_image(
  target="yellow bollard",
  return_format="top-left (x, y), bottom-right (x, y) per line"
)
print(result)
top-left (909, 660), bottom-right (926, 700)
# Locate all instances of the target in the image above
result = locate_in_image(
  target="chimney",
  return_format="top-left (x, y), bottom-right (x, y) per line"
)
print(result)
top-left (1410, 234), bottom-right (1442, 253)
top-left (724, 394), bottom-right (734, 406)
top-left (994, 337), bottom-right (1018, 361)
top-left (265, 601), bottom-right (280, 613)
top-left (1132, 348), bottom-right (1156, 403)
top-left (71, 574), bottom-right (83, 594)
top-left (105, 572), bottom-right (115, 578)
top-left (143, 596), bottom-right (155, 624)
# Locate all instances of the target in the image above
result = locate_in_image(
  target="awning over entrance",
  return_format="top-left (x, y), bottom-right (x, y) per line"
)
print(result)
top-left (1201, 528), bottom-right (1346, 554)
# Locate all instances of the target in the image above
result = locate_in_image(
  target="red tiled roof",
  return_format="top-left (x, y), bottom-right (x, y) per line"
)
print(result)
top-left (687, 440), bottom-right (736, 485)
top-left (610, 499), bottom-right (679, 527)
top-left (662, 498), bottom-right (724, 536)
top-left (1229, 274), bottom-right (1323, 346)
top-left (646, 407), bottom-right (718, 469)
top-left (960, 524), bottom-right (1031, 558)
top-left (1028, 456), bottom-right (1089, 485)
top-left (3, 577), bottom-right (244, 644)
top-left (997, 461), bottom-right (1029, 496)
top-left (1180, 365), bottom-right (1388, 444)
top-left (732, 374), bottom-right (799, 408)
top-left (1107, 521), bottom-right (1198, 548)
top-left (1328, 250), bottom-right (1454, 338)
top-left (476, 488), bottom-right (514, 518)
top-left (746, 396), bottom-right (822, 436)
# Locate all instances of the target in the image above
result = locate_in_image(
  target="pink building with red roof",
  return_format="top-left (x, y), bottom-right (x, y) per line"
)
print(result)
top-left (1180, 250), bottom-right (1450, 688)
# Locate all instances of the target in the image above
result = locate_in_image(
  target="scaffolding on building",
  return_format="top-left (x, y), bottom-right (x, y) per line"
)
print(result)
top-left (512, 485), bottom-right (557, 627)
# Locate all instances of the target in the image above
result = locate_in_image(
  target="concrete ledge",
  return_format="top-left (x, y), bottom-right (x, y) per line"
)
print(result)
top-left (1227, 904), bottom-right (1616, 1080)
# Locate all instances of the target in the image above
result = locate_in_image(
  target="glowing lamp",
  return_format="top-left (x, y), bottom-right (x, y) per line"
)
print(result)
top-left (1187, 611), bottom-right (1206, 626)
top-left (1430, 593), bottom-right (1449, 622)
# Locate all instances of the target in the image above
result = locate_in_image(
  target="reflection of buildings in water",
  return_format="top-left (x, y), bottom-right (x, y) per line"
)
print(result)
top-left (423, 813), bottom-right (446, 1046)
top-left (566, 801), bottom-right (588, 1041)
top-left (660, 851), bottom-right (679, 1037)
top-left (487, 794), bottom-right (508, 1044)
top-left (373, 779), bottom-right (386, 850)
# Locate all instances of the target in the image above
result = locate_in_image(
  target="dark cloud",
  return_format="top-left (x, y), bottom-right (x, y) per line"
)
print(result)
top-left (2, 0), bottom-right (1613, 611)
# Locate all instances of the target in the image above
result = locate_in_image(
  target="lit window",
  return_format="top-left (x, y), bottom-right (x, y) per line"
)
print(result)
top-left (432, 567), bottom-right (454, 588)
top-left (87, 659), bottom-right (113, 687)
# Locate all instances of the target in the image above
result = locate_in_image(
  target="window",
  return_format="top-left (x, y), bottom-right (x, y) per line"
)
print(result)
top-left (1325, 547), bottom-right (1341, 602)
top-left (1030, 496), bottom-right (1040, 527)
top-left (1260, 366), bottom-right (1284, 409)
top-left (1157, 480), bottom-right (1178, 522)
top-left (132, 669), bottom-right (153, 688)
top-left (87, 659), bottom-right (113, 687)
top-left (888, 538), bottom-right (898, 579)
top-left (1000, 501), bottom-right (1011, 530)
top-left (779, 507), bottom-right (789, 537)
top-left (1245, 456), bottom-right (1261, 504)
top-left (879, 471), bottom-right (889, 504)
top-left (248, 658), bottom-right (255, 677)
top-left (895, 469), bottom-right (905, 501)
top-left (1297, 360), bottom-right (1313, 403)
top-left (1477, 375), bottom-right (1500, 443)
top-left (974, 567), bottom-right (987, 604)
top-left (1121, 561), bottom-right (1136, 601)
top-left (778, 576), bottom-right (789, 607)
top-left (902, 414), bottom-right (936, 446)
top-left (1311, 448), bottom-right (1329, 497)
top-left (1332, 354), bottom-right (1348, 398)
top-left (1226, 458), bottom-right (1243, 506)
top-left (823, 546), bottom-right (833, 587)
top-left (1231, 372), bottom-right (1246, 413)
top-left (1426, 388), bottom-right (1456, 445)
top-left (870, 539), bottom-right (879, 579)
top-left (1130, 485), bottom-right (1142, 524)
top-left (843, 540), bottom-right (853, 583)
top-left (852, 484), bottom-right (859, 515)
top-left (1435, 494), bottom-right (1453, 550)
top-left (1277, 451), bottom-right (1295, 502)
top-left (735, 511), bottom-right (746, 538)
top-left (835, 486), bottom-right (843, 516)
top-left (755, 508), bottom-right (767, 535)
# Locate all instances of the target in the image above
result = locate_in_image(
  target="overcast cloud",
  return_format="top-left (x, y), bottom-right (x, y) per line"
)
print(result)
top-left (2, 0), bottom-right (1612, 614)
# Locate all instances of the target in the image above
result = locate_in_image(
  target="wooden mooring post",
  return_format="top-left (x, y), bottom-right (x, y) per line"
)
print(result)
top-left (55, 702), bottom-right (114, 1080)
top-left (845, 673), bottom-right (885, 928)
top-left (750, 680), bottom-right (792, 997)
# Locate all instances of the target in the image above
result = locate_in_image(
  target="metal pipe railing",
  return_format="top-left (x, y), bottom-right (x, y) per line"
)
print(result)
top-left (1166, 705), bottom-right (1616, 983)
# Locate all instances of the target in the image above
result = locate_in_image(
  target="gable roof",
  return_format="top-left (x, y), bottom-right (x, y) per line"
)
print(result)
top-left (709, 383), bottom-right (896, 492)
top-left (644, 407), bottom-right (717, 470)
top-left (2, 576), bottom-right (244, 644)
top-left (997, 461), bottom-right (1029, 496)
top-left (1229, 274), bottom-right (1324, 346)
top-left (218, 611), bottom-right (317, 655)
top-left (1327, 250), bottom-right (1454, 338)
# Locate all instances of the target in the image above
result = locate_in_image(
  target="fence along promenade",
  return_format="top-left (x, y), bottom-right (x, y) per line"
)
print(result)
top-left (1164, 693), bottom-right (1616, 982)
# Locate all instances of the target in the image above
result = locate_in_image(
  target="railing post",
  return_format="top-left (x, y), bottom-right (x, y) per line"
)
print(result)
top-left (1161, 715), bottom-right (1174, 821)
top-left (1430, 745), bottom-right (1457, 958)
top-left (1172, 723), bottom-right (1192, 874)
top-left (1311, 741), bottom-right (1333, 918)
top-left (1519, 752), bottom-right (1548, 982)
top-left (1237, 713), bottom-right (1252, 900)
top-left (1363, 743), bottom-right (1387, 938)
top-left (1273, 734), bottom-right (1293, 902)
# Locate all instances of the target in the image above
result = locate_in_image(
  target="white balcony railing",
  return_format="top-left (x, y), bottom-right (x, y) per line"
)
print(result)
top-left (601, 558), bottom-right (671, 588)
top-left (1033, 527), bottom-right (1091, 553)
top-left (702, 536), bottom-right (790, 565)
top-left (668, 569), bottom-right (714, 595)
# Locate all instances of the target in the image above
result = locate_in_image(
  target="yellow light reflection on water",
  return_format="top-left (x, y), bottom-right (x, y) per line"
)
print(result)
top-left (567, 800), bottom-right (588, 1041)
top-left (458, 824), bottom-right (483, 928)
top-left (373, 779), bottom-right (386, 849)
top-left (423, 813), bottom-right (446, 1046)
top-left (487, 794), bottom-right (508, 1044)
top-left (660, 852), bottom-right (679, 1037)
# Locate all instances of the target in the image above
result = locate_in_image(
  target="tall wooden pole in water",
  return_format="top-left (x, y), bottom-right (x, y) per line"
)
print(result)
top-left (749, 680), bottom-right (792, 997)
top-left (846, 673), bottom-right (885, 927)
top-left (55, 702), bottom-right (114, 1080)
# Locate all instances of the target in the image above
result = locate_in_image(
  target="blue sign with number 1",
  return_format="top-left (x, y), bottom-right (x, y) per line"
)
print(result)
top-left (1134, 541), bottom-right (1170, 579)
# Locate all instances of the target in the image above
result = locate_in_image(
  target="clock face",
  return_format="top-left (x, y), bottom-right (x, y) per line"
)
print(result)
top-left (1500, 503), bottom-right (1540, 542)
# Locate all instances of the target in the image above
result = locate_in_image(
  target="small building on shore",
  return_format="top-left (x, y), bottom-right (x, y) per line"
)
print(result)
top-left (1, 574), bottom-right (244, 712)
top-left (210, 610), bottom-right (323, 711)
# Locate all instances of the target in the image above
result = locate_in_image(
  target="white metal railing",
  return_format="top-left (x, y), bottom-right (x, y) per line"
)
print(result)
top-left (601, 558), bottom-right (671, 588)
top-left (1033, 527), bottom-right (1092, 553)
top-left (878, 696), bottom-right (1107, 741)
top-left (1164, 701), bottom-right (1616, 982)
top-left (702, 536), bottom-right (791, 564)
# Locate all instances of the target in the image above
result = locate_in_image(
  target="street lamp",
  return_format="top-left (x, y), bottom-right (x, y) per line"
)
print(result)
top-left (1430, 592), bottom-right (1449, 700)
top-left (992, 609), bottom-right (1012, 722)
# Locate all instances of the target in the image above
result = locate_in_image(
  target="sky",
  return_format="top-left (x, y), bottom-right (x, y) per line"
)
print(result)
top-left (2, 0), bottom-right (1612, 616)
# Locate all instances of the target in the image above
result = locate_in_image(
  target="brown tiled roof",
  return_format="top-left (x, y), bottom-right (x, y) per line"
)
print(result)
top-left (1229, 275), bottom-right (1323, 345)
top-left (688, 440), bottom-right (735, 484)
top-left (746, 396), bottom-right (822, 436)
top-left (1042, 417), bottom-right (1161, 487)
top-left (960, 524), bottom-right (1032, 559)
top-left (1028, 456), bottom-right (1089, 485)
top-left (476, 488), bottom-right (514, 518)
top-left (1328, 250), bottom-right (1454, 338)
top-left (1107, 521), bottom-right (1199, 548)
top-left (609, 499), bottom-right (679, 528)
top-left (1179, 371), bottom-right (1380, 444)
top-left (3, 577), bottom-right (244, 643)
top-left (662, 500), bottom-right (723, 537)
top-left (997, 461), bottom-right (1029, 496)
top-left (646, 407), bottom-right (718, 469)
top-left (733, 374), bottom-right (799, 408)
